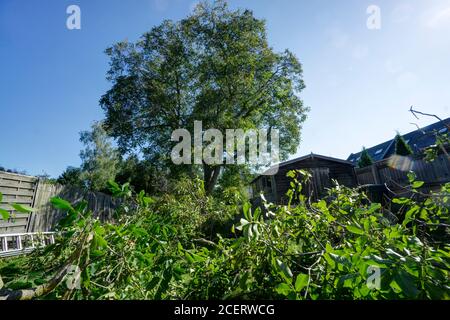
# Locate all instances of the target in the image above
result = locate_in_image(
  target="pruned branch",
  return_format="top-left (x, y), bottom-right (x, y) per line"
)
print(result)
top-left (0, 232), bottom-right (92, 300)
top-left (409, 106), bottom-right (450, 159)
top-left (0, 263), bottom-right (74, 300)
top-left (409, 106), bottom-right (450, 130)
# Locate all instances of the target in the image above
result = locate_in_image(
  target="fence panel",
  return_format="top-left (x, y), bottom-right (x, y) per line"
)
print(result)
top-left (0, 172), bottom-right (38, 234)
top-left (355, 153), bottom-right (450, 191)
top-left (28, 182), bottom-right (120, 232)
top-left (0, 171), bottom-right (120, 233)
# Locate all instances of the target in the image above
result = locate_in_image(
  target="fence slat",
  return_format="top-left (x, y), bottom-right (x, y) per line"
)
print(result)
top-left (355, 154), bottom-right (450, 191)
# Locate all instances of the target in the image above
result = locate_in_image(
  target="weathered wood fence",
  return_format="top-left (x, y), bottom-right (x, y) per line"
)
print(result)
top-left (355, 153), bottom-right (450, 191)
top-left (0, 172), bottom-right (37, 234)
top-left (0, 171), bottom-right (119, 234)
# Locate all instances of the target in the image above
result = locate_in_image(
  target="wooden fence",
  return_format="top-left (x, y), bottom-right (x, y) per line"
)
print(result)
top-left (0, 172), bottom-right (38, 234)
top-left (355, 153), bottom-right (450, 191)
top-left (0, 171), bottom-right (119, 234)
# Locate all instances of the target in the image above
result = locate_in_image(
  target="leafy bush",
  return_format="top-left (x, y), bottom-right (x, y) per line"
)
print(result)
top-left (0, 171), bottom-right (449, 300)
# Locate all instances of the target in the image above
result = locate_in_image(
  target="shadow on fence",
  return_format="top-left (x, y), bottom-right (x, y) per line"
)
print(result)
top-left (355, 153), bottom-right (450, 193)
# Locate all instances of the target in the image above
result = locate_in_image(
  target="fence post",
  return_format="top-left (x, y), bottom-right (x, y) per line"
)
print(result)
top-left (371, 163), bottom-right (381, 184)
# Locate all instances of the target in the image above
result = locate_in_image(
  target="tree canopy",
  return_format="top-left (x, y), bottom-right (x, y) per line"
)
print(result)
top-left (79, 122), bottom-right (120, 192)
top-left (100, 0), bottom-right (308, 193)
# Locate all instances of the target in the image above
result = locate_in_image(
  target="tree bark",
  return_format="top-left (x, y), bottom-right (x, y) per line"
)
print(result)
top-left (203, 164), bottom-right (221, 195)
top-left (0, 263), bottom-right (74, 300)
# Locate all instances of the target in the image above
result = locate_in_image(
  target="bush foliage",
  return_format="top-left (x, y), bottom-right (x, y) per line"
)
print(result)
top-left (1, 170), bottom-right (449, 300)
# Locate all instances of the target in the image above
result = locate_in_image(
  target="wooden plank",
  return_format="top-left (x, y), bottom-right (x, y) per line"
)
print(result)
top-left (0, 179), bottom-right (35, 189)
top-left (1, 194), bottom-right (33, 203)
top-left (5, 213), bottom-right (30, 219)
top-left (0, 172), bottom-right (37, 183)
top-left (0, 220), bottom-right (29, 228)
top-left (0, 187), bottom-right (35, 196)
top-left (0, 225), bottom-right (29, 234)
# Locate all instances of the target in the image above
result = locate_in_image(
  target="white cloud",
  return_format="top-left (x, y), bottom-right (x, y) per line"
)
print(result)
top-left (423, 6), bottom-right (450, 29)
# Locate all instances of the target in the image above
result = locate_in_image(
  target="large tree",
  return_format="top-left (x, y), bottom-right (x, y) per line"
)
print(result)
top-left (100, 0), bottom-right (308, 193)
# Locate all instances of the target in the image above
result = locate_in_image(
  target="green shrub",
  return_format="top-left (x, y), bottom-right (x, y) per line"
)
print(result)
top-left (0, 173), bottom-right (448, 300)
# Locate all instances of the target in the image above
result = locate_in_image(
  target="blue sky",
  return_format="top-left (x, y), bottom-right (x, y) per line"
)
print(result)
top-left (1, 0), bottom-right (449, 177)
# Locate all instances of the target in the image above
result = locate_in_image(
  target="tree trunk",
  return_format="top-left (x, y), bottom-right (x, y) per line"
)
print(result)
top-left (203, 164), bottom-right (221, 195)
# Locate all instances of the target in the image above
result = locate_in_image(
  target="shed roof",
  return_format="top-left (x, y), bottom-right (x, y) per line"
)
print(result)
top-left (251, 153), bottom-right (353, 183)
top-left (347, 117), bottom-right (450, 165)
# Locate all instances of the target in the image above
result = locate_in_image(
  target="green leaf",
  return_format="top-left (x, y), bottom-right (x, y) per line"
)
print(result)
top-left (407, 171), bottom-right (416, 183)
top-left (364, 255), bottom-right (393, 267)
top-left (243, 202), bottom-right (251, 220)
top-left (295, 273), bottom-right (309, 292)
top-left (50, 197), bottom-right (74, 212)
top-left (93, 234), bottom-right (107, 249)
top-left (412, 181), bottom-right (424, 189)
top-left (286, 171), bottom-right (296, 179)
top-left (236, 218), bottom-right (249, 231)
top-left (11, 203), bottom-right (34, 213)
top-left (337, 273), bottom-right (359, 288)
top-left (346, 225), bottom-right (365, 235)
top-left (366, 203), bottom-right (381, 214)
top-left (275, 283), bottom-right (292, 296)
top-left (392, 198), bottom-right (410, 205)
top-left (184, 252), bottom-right (195, 264)
top-left (107, 180), bottom-right (121, 194)
top-left (276, 259), bottom-right (293, 281)
top-left (403, 206), bottom-right (419, 226)
top-left (0, 208), bottom-right (9, 220)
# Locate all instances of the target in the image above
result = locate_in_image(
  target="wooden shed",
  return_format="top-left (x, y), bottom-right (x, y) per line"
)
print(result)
top-left (251, 153), bottom-right (357, 205)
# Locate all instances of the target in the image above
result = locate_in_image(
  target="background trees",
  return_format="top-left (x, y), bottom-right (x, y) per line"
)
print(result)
top-left (78, 122), bottom-right (120, 192)
top-left (58, 122), bottom-right (120, 192)
top-left (358, 147), bottom-right (374, 168)
top-left (56, 166), bottom-right (84, 187)
top-left (100, 0), bottom-right (308, 193)
top-left (394, 133), bottom-right (413, 156)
